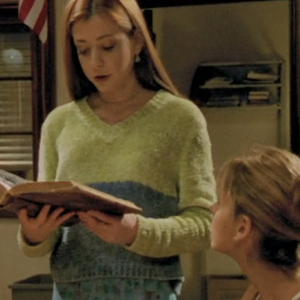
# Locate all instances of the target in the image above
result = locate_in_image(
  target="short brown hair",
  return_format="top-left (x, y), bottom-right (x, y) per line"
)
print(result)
top-left (217, 145), bottom-right (300, 270)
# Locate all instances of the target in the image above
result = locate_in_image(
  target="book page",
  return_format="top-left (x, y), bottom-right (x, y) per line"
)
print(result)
top-left (0, 181), bottom-right (9, 204)
top-left (0, 169), bottom-right (28, 188)
top-left (0, 169), bottom-right (28, 204)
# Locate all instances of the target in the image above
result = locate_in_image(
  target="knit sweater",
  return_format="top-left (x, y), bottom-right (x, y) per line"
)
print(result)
top-left (18, 90), bottom-right (216, 282)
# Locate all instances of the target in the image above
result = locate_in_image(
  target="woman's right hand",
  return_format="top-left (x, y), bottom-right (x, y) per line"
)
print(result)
top-left (18, 205), bottom-right (75, 245)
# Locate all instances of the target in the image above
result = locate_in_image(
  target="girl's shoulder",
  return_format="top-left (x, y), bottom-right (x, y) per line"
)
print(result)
top-left (155, 90), bottom-right (206, 121)
top-left (41, 100), bottom-right (85, 136)
top-left (43, 100), bottom-right (81, 126)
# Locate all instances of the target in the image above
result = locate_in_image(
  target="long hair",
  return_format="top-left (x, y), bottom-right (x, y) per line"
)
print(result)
top-left (217, 145), bottom-right (300, 270)
top-left (63, 0), bottom-right (179, 100)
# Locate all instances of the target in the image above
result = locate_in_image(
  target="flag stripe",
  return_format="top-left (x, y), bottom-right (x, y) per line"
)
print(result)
top-left (18, 0), bottom-right (35, 22)
top-left (22, 0), bottom-right (44, 28)
top-left (33, 1), bottom-right (47, 35)
top-left (39, 20), bottom-right (47, 44)
top-left (18, 0), bottom-right (48, 44)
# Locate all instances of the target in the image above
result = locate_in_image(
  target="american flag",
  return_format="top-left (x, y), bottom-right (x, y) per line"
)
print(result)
top-left (18, 0), bottom-right (48, 44)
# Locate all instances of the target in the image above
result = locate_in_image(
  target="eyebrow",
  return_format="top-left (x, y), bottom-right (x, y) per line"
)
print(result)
top-left (74, 34), bottom-right (114, 44)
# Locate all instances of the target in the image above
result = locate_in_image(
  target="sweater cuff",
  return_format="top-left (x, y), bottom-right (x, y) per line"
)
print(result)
top-left (124, 214), bottom-right (155, 254)
top-left (17, 225), bottom-right (60, 257)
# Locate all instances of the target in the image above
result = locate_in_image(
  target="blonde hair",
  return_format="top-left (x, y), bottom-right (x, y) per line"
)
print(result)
top-left (63, 0), bottom-right (179, 100)
top-left (217, 145), bottom-right (300, 269)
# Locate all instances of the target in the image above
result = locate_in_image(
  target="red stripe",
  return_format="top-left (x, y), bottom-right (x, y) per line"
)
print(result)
top-left (33, 1), bottom-right (47, 35)
top-left (18, 0), bottom-right (35, 22)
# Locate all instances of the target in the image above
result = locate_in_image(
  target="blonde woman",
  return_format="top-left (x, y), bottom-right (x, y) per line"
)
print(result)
top-left (211, 145), bottom-right (300, 300)
top-left (16, 0), bottom-right (216, 299)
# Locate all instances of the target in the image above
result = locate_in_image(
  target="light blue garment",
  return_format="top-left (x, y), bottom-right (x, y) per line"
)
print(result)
top-left (52, 278), bottom-right (181, 300)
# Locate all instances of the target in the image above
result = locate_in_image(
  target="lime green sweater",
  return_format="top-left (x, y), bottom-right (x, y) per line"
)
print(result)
top-left (18, 90), bottom-right (216, 282)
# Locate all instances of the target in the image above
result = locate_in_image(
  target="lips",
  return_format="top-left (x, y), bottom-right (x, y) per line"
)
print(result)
top-left (94, 75), bottom-right (110, 81)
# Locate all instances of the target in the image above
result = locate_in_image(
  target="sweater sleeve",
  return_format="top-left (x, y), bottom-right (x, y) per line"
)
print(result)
top-left (126, 109), bottom-right (216, 257)
top-left (37, 112), bottom-right (59, 182)
top-left (17, 226), bottom-right (62, 257)
top-left (17, 113), bottom-right (61, 257)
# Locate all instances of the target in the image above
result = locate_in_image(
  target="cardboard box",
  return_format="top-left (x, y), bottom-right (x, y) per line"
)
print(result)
top-left (205, 275), bottom-right (249, 300)
top-left (9, 274), bottom-right (52, 300)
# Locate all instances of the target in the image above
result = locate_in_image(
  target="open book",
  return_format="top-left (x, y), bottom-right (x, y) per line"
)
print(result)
top-left (0, 170), bottom-right (142, 226)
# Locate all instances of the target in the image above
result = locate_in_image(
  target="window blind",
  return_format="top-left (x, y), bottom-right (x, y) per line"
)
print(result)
top-left (0, 31), bottom-right (33, 168)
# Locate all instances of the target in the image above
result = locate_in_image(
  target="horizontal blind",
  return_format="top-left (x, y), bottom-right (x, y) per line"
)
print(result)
top-left (0, 135), bottom-right (32, 165)
top-left (0, 31), bottom-right (32, 167)
top-left (0, 81), bottom-right (32, 132)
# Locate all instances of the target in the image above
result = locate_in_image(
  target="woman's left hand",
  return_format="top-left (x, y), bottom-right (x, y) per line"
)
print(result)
top-left (77, 211), bottom-right (138, 245)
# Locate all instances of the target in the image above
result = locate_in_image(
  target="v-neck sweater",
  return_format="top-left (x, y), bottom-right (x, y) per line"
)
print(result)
top-left (18, 90), bottom-right (216, 282)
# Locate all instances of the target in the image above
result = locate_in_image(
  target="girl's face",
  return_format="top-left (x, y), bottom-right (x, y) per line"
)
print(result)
top-left (210, 192), bottom-right (239, 255)
top-left (72, 14), bottom-right (143, 94)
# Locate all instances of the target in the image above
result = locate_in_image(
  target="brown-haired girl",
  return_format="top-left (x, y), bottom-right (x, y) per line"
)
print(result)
top-left (211, 145), bottom-right (300, 300)
top-left (16, 0), bottom-right (216, 299)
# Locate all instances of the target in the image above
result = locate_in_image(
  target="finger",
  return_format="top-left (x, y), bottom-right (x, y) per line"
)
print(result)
top-left (44, 207), bottom-right (75, 228)
top-left (55, 211), bottom-right (76, 227)
top-left (48, 207), bottom-right (67, 220)
top-left (87, 211), bottom-right (121, 223)
top-left (77, 211), bottom-right (88, 220)
top-left (78, 213), bottom-right (99, 228)
top-left (17, 208), bottom-right (29, 223)
top-left (36, 204), bottom-right (52, 222)
top-left (77, 212), bottom-right (93, 223)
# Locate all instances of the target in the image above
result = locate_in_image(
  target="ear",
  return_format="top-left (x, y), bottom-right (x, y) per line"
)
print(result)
top-left (132, 29), bottom-right (144, 56)
top-left (233, 215), bottom-right (253, 242)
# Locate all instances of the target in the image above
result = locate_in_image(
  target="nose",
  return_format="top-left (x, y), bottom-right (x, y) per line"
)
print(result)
top-left (90, 48), bottom-right (104, 68)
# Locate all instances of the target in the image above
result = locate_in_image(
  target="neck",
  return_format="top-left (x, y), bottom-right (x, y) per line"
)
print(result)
top-left (101, 90), bottom-right (140, 104)
top-left (239, 261), bottom-right (300, 300)
top-left (92, 86), bottom-right (142, 107)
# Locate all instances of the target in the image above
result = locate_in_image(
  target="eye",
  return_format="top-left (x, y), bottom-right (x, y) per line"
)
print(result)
top-left (77, 48), bottom-right (90, 56)
top-left (102, 45), bottom-right (115, 51)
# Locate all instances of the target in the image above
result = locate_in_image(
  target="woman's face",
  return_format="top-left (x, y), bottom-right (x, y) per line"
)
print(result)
top-left (210, 191), bottom-right (239, 255)
top-left (72, 13), bottom-right (142, 94)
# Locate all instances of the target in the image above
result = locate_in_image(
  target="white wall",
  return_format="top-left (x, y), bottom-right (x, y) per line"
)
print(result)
top-left (152, 2), bottom-right (290, 299)
top-left (0, 219), bottom-right (50, 300)
top-left (0, 1), bottom-right (290, 300)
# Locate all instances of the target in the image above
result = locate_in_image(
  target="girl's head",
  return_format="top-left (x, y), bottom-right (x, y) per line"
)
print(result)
top-left (211, 145), bottom-right (300, 271)
top-left (63, 0), bottom-right (178, 100)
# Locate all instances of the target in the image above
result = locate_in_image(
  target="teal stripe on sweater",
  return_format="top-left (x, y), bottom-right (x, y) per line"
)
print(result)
top-left (51, 181), bottom-right (181, 283)
top-left (88, 181), bottom-right (179, 218)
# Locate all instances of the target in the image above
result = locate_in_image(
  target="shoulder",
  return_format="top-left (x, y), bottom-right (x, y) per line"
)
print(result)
top-left (154, 90), bottom-right (207, 127)
top-left (42, 100), bottom-right (82, 130)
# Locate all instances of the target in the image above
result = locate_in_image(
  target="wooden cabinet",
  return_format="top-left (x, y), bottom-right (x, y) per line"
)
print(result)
top-left (138, 0), bottom-right (269, 8)
top-left (191, 61), bottom-right (287, 171)
top-left (0, 1), bottom-right (55, 180)
top-left (190, 61), bottom-right (283, 107)
top-left (205, 275), bottom-right (249, 300)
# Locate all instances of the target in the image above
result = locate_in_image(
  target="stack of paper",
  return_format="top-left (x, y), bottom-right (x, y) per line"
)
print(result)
top-left (248, 90), bottom-right (270, 104)
top-left (246, 71), bottom-right (278, 82)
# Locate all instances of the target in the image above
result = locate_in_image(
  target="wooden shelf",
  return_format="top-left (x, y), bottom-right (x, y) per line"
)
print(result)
top-left (138, 0), bottom-right (272, 9)
top-left (200, 83), bottom-right (281, 89)
top-left (200, 104), bottom-right (281, 111)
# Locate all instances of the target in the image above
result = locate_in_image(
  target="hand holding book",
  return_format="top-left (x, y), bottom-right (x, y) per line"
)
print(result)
top-left (0, 169), bottom-right (142, 226)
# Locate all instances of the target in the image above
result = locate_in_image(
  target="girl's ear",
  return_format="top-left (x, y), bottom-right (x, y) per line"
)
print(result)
top-left (132, 30), bottom-right (144, 55)
top-left (233, 215), bottom-right (253, 242)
